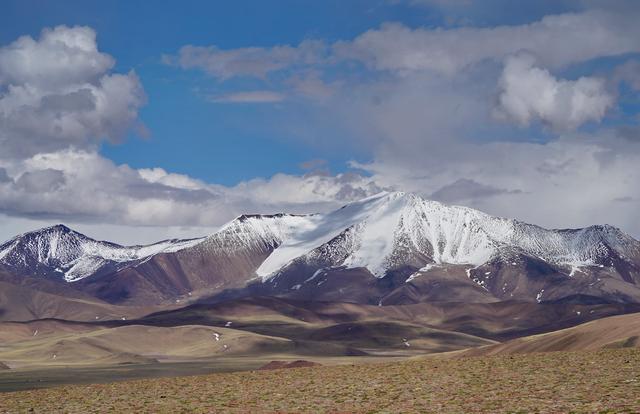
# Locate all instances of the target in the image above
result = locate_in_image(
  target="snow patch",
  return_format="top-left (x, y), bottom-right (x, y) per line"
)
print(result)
top-left (405, 272), bottom-right (422, 283)
top-left (569, 265), bottom-right (582, 277)
top-left (466, 267), bottom-right (488, 291)
top-left (419, 263), bottom-right (440, 272)
top-left (305, 268), bottom-right (325, 284)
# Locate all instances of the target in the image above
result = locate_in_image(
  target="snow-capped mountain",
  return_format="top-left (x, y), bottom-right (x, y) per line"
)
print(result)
top-left (0, 224), bottom-right (202, 282)
top-left (254, 192), bottom-right (640, 280)
top-left (1, 192), bottom-right (639, 306)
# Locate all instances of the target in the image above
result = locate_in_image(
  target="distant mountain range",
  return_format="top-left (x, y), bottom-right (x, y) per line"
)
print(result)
top-left (1, 192), bottom-right (639, 311)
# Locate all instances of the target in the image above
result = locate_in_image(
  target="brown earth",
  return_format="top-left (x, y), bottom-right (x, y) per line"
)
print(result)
top-left (138, 295), bottom-right (640, 342)
top-left (4, 296), bottom-right (640, 370)
top-left (0, 276), bottom-right (177, 322)
top-left (459, 311), bottom-right (640, 356)
top-left (259, 359), bottom-right (320, 370)
top-left (0, 323), bottom-right (294, 369)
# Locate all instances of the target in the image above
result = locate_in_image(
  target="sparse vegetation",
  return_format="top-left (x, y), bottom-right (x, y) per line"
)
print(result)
top-left (2, 348), bottom-right (639, 413)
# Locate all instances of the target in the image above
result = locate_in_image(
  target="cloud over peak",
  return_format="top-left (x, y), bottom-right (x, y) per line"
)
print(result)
top-left (3, 4), bottom-right (640, 243)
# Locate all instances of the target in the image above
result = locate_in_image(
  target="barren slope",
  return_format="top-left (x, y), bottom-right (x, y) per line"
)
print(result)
top-left (0, 324), bottom-right (293, 369)
top-left (460, 311), bottom-right (640, 356)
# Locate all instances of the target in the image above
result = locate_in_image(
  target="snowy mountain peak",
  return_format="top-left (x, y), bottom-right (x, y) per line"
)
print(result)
top-left (201, 213), bottom-right (314, 254)
top-left (40, 224), bottom-right (72, 233)
top-left (0, 225), bottom-right (203, 282)
top-left (256, 191), bottom-right (497, 279)
top-left (1, 193), bottom-right (637, 288)
top-left (255, 192), bottom-right (639, 280)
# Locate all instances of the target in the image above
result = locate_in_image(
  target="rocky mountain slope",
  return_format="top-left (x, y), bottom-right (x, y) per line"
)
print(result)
top-left (1, 192), bottom-right (639, 307)
top-left (0, 224), bottom-right (202, 282)
top-left (255, 192), bottom-right (639, 279)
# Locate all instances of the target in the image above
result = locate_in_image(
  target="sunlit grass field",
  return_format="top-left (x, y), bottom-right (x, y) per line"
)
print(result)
top-left (2, 348), bottom-right (639, 413)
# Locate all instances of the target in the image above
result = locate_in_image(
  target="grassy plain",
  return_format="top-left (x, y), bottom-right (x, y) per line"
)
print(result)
top-left (2, 348), bottom-right (639, 413)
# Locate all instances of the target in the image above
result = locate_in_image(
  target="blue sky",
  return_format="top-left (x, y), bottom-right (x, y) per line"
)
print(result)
top-left (1, 0), bottom-right (640, 243)
top-left (1, 0), bottom-right (593, 184)
top-left (3, 0), bottom-right (431, 184)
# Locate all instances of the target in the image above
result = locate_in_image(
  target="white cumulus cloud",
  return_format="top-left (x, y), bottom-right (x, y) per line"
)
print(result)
top-left (494, 53), bottom-right (614, 130)
top-left (0, 25), bottom-right (146, 159)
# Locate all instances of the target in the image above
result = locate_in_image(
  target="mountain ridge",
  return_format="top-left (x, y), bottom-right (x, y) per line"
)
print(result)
top-left (1, 191), bottom-right (639, 308)
top-left (0, 224), bottom-right (204, 282)
top-left (253, 192), bottom-right (639, 279)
